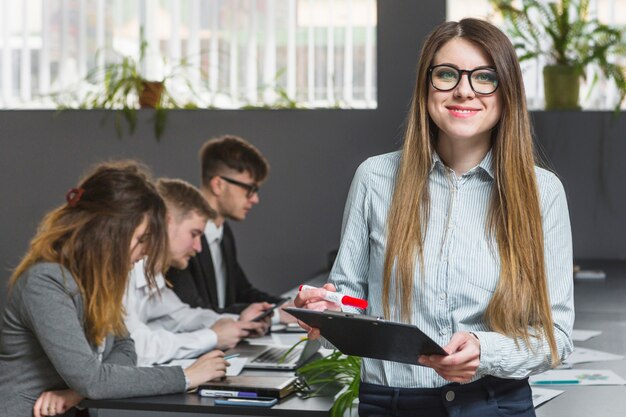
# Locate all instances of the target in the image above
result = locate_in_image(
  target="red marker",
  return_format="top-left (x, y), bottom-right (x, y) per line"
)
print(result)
top-left (299, 285), bottom-right (368, 309)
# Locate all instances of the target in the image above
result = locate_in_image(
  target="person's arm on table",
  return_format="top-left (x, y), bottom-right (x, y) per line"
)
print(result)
top-left (22, 271), bottom-right (186, 400)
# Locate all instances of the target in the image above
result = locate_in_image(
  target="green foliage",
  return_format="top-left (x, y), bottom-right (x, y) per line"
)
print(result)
top-left (490, 0), bottom-right (626, 108)
top-left (53, 32), bottom-right (200, 140)
top-left (292, 339), bottom-right (362, 417)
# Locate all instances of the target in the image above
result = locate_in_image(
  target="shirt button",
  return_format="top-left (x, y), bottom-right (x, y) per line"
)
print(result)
top-left (445, 390), bottom-right (455, 402)
top-left (440, 328), bottom-right (448, 335)
top-left (439, 293), bottom-right (446, 301)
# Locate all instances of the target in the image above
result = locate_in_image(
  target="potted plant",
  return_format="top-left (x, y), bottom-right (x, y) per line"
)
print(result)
top-left (54, 36), bottom-right (201, 139)
top-left (490, 0), bottom-right (626, 110)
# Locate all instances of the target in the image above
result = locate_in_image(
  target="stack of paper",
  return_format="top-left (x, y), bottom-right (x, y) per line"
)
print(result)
top-left (531, 387), bottom-right (563, 407)
top-left (565, 347), bottom-right (624, 365)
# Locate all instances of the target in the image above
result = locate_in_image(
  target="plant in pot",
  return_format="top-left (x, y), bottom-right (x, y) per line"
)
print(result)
top-left (55, 37), bottom-right (200, 139)
top-left (490, 0), bottom-right (626, 110)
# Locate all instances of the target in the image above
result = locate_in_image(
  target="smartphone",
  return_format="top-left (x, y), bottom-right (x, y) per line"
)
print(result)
top-left (251, 298), bottom-right (290, 322)
top-left (214, 397), bottom-right (278, 407)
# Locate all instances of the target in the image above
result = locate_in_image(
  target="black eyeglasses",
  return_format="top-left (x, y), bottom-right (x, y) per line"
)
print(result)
top-left (219, 176), bottom-right (259, 198)
top-left (428, 64), bottom-right (499, 95)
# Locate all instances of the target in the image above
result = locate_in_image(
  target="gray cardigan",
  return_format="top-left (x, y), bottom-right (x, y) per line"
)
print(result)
top-left (0, 263), bottom-right (186, 417)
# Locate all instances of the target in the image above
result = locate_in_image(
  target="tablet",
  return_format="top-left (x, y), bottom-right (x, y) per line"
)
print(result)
top-left (283, 308), bottom-right (447, 365)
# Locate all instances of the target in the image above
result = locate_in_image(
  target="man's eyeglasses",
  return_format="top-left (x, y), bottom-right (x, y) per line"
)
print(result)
top-left (219, 176), bottom-right (259, 198)
top-left (428, 64), bottom-right (499, 95)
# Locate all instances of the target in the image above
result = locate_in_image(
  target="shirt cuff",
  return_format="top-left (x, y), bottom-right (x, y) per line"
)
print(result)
top-left (183, 370), bottom-right (191, 390)
top-left (472, 330), bottom-right (501, 376)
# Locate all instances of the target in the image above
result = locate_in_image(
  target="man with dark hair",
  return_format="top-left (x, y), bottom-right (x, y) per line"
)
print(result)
top-left (168, 136), bottom-right (291, 319)
top-left (124, 178), bottom-right (271, 366)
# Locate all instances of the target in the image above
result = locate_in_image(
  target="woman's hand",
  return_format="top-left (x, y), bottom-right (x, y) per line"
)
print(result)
top-left (418, 331), bottom-right (481, 383)
top-left (33, 389), bottom-right (83, 417)
top-left (184, 350), bottom-right (229, 389)
top-left (293, 283), bottom-right (340, 339)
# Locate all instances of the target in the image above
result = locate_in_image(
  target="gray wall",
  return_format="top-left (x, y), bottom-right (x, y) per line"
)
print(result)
top-left (2, 2), bottom-right (625, 314)
top-left (0, 2), bottom-right (442, 312)
top-left (532, 112), bottom-right (626, 259)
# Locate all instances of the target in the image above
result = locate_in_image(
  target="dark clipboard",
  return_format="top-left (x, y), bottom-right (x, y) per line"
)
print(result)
top-left (283, 307), bottom-right (448, 365)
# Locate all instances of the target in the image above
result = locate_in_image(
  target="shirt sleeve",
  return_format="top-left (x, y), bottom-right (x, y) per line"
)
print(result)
top-left (124, 285), bottom-right (219, 366)
top-left (147, 287), bottom-right (222, 332)
top-left (102, 334), bottom-right (137, 366)
top-left (474, 174), bottom-right (575, 378)
top-left (19, 269), bottom-right (186, 399)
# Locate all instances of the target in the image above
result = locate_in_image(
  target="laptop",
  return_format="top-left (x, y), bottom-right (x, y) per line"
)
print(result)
top-left (225, 338), bottom-right (322, 370)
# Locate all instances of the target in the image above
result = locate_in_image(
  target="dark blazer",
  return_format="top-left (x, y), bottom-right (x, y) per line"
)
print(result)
top-left (167, 222), bottom-right (281, 314)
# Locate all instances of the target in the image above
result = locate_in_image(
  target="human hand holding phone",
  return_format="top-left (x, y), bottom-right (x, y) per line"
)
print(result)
top-left (251, 298), bottom-right (290, 322)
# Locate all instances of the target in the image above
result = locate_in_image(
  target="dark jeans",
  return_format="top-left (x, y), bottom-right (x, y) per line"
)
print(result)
top-left (358, 376), bottom-right (535, 417)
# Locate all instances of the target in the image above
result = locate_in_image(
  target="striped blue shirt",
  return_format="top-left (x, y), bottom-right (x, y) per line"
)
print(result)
top-left (329, 150), bottom-right (574, 388)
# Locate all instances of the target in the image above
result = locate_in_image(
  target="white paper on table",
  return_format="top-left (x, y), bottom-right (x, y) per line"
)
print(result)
top-left (571, 329), bottom-right (602, 341)
top-left (565, 347), bottom-right (624, 364)
top-left (530, 387), bottom-right (564, 408)
top-left (225, 357), bottom-right (248, 376)
top-left (530, 369), bottom-right (626, 386)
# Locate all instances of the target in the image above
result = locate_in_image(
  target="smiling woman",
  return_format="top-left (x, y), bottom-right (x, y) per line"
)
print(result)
top-left (427, 38), bottom-right (503, 171)
top-left (295, 18), bottom-right (574, 417)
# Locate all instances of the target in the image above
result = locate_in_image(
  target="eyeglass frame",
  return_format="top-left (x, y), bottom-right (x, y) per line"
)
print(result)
top-left (428, 64), bottom-right (500, 95)
top-left (219, 176), bottom-right (260, 198)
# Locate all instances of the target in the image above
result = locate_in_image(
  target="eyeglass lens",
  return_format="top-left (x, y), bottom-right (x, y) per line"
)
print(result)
top-left (430, 65), bottom-right (498, 95)
top-left (220, 176), bottom-right (259, 198)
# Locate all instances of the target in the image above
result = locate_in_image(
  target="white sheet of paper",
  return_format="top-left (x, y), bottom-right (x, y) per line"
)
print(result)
top-left (571, 329), bottom-right (602, 341)
top-left (565, 347), bottom-right (624, 364)
top-left (530, 369), bottom-right (626, 386)
top-left (531, 387), bottom-right (564, 408)
top-left (225, 357), bottom-right (248, 376)
top-left (165, 357), bottom-right (248, 376)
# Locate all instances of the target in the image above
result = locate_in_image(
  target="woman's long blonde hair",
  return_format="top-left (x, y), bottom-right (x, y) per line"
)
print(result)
top-left (383, 18), bottom-right (558, 363)
top-left (10, 161), bottom-right (169, 346)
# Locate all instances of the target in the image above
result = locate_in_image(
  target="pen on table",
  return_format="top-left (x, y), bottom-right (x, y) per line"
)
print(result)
top-left (533, 380), bottom-right (580, 385)
top-left (224, 353), bottom-right (240, 360)
top-left (299, 285), bottom-right (368, 309)
top-left (198, 388), bottom-right (258, 398)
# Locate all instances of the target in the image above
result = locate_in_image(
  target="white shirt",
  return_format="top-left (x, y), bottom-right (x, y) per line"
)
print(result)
top-left (205, 220), bottom-right (227, 309)
top-left (329, 151), bottom-right (574, 387)
top-left (123, 259), bottom-right (236, 366)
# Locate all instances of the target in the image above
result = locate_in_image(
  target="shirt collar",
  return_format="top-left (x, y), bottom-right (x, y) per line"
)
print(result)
top-left (204, 220), bottom-right (224, 244)
top-left (430, 148), bottom-right (494, 179)
top-left (131, 258), bottom-right (166, 290)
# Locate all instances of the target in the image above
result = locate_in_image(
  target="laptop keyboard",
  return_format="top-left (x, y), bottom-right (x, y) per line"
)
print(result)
top-left (252, 347), bottom-right (300, 364)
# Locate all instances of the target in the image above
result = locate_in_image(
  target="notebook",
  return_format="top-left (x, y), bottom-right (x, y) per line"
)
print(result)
top-left (224, 338), bottom-right (321, 370)
top-left (199, 375), bottom-right (298, 398)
